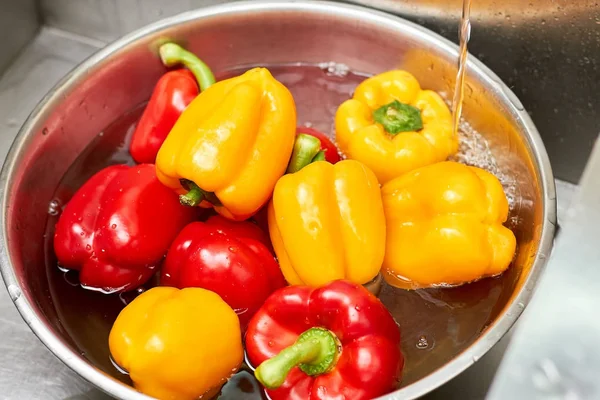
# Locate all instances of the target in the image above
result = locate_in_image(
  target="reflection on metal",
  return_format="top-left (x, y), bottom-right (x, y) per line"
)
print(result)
top-left (487, 136), bottom-right (600, 400)
top-left (348, 0), bottom-right (600, 184)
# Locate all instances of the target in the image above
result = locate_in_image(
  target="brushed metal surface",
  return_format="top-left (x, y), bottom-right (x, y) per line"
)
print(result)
top-left (0, 2), bottom-right (555, 399)
top-left (0, 0), bottom-right (39, 74)
top-left (487, 135), bottom-right (600, 399)
top-left (39, 0), bottom-right (231, 42)
top-left (0, 27), bottom-right (103, 400)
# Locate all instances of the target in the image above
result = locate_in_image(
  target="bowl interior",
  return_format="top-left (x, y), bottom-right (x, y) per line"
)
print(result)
top-left (1, 2), bottom-right (552, 399)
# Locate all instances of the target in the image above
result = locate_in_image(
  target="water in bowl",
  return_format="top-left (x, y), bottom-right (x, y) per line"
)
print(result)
top-left (44, 63), bottom-right (516, 398)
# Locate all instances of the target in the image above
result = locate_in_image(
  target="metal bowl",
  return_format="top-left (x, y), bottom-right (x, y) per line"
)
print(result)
top-left (0, 1), bottom-right (556, 399)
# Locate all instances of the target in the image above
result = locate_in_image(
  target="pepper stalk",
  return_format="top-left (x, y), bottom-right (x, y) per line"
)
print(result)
top-left (254, 327), bottom-right (341, 389)
top-left (286, 134), bottom-right (326, 173)
top-left (373, 100), bottom-right (423, 134)
top-left (159, 42), bottom-right (216, 92)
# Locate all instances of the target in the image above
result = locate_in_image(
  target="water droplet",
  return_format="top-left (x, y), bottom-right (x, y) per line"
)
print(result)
top-left (268, 341), bottom-right (274, 347)
top-left (228, 246), bottom-right (237, 253)
top-left (416, 335), bottom-right (429, 349)
top-left (79, 231), bottom-right (85, 237)
top-left (42, 127), bottom-right (49, 136)
top-left (517, 302), bottom-right (525, 309)
top-left (111, 224), bottom-right (117, 229)
top-left (354, 306), bottom-right (361, 311)
top-left (85, 244), bottom-right (92, 251)
top-left (47, 199), bottom-right (61, 216)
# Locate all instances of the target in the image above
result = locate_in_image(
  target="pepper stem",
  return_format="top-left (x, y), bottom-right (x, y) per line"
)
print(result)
top-left (254, 327), bottom-right (340, 390)
top-left (286, 134), bottom-right (323, 173)
top-left (159, 42), bottom-right (216, 92)
top-left (373, 100), bottom-right (423, 135)
top-left (179, 183), bottom-right (204, 207)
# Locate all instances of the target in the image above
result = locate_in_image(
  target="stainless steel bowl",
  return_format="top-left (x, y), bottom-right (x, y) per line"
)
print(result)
top-left (0, 1), bottom-right (556, 399)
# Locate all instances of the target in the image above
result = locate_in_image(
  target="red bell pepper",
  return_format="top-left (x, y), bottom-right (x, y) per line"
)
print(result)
top-left (53, 164), bottom-right (196, 293)
top-left (246, 280), bottom-right (403, 400)
top-left (161, 215), bottom-right (286, 329)
top-left (290, 127), bottom-right (341, 172)
top-left (129, 42), bottom-right (216, 164)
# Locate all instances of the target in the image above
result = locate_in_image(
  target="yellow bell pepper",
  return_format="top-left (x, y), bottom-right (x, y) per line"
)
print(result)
top-left (268, 158), bottom-right (386, 287)
top-left (109, 287), bottom-right (243, 400)
top-left (381, 161), bottom-right (517, 289)
top-left (156, 67), bottom-right (296, 221)
top-left (335, 70), bottom-right (458, 184)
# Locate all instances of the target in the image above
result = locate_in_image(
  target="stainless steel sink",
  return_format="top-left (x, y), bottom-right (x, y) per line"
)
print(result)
top-left (0, 1), bottom-right (594, 399)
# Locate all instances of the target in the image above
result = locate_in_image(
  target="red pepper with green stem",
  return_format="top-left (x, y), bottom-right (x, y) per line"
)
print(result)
top-left (129, 43), bottom-right (216, 164)
top-left (287, 127), bottom-right (341, 173)
top-left (246, 280), bottom-right (404, 400)
top-left (53, 164), bottom-right (197, 293)
top-left (161, 215), bottom-right (285, 329)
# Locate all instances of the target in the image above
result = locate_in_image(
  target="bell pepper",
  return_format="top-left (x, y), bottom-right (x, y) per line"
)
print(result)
top-left (129, 43), bottom-right (216, 164)
top-left (246, 280), bottom-right (403, 400)
top-left (268, 134), bottom-right (385, 287)
top-left (53, 164), bottom-right (196, 293)
top-left (381, 161), bottom-right (517, 289)
top-left (109, 286), bottom-right (243, 400)
top-left (155, 67), bottom-right (297, 221)
top-left (292, 127), bottom-right (342, 169)
top-left (160, 215), bottom-right (286, 329)
top-left (335, 69), bottom-right (458, 184)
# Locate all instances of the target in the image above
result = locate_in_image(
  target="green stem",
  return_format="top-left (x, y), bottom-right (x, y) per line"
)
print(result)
top-left (312, 150), bottom-right (326, 162)
top-left (179, 182), bottom-right (205, 207)
top-left (159, 42), bottom-right (216, 92)
top-left (254, 328), bottom-right (340, 390)
top-left (286, 134), bottom-right (323, 174)
top-left (373, 100), bottom-right (423, 135)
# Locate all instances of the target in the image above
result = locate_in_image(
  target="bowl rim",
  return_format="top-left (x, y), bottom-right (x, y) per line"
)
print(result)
top-left (0, 1), bottom-right (557, 399)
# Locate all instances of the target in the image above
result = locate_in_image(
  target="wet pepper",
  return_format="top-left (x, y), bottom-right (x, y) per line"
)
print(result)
top-left (269, 135), bottom-right (385, 287)
top-left (161, 215), bottom-right (286, 329)
top-left (291, 127), bottom-right (342, 170)
top-left (156, 67), bottom-right (297, 221)
top-left (381, 161), bottom-right (517, 289)
top-left (129, 43), bottom-right (216, 164)
top-left (335, 70), bottom-right (458, 183)
top-left (53, 164), bottom-right (196, 293)
top-left (109, 286), bottom-right (243, 400)
top-left (246, 280), bottom-right (403, 400)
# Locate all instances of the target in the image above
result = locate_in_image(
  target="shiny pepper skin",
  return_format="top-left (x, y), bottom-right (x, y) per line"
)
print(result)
top-left (161, 215), bottom-right (286, 330)
top-left (268, 160), bottom-right (385, 287)
top-left (53, 164), bottom-right (196, 293)
top-left (156, 67), bottom-right (296, 221)
top-left (335, 70), bottom-right (458, 184)
top-left (109, 287), bottom-right (243, 400)
top-left (381, 161), bottom-right (517, 289)
top-left (129, 69), bottom-right (198, 164)
top-left (246, 280), bottom-right (403, 400)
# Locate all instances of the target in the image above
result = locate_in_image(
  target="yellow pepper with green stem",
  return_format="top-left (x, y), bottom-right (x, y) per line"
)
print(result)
top-left (268, 135), bottom-right (386, 287)
top-left (335, 70), bottom-right (458, 184)
top-left (156, 66), bottom-right (296, 221)
top-left (109, 287), bottom-right (243, 400)
top-left (381, 161), bottom-right (517, 289)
